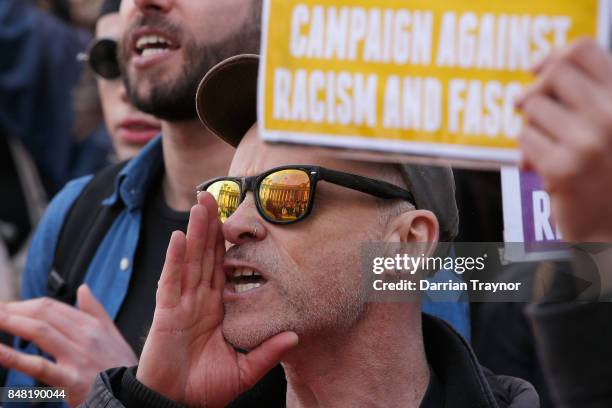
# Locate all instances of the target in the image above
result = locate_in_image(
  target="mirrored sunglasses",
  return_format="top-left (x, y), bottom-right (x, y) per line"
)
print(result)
top-left (197, 165), bottom-right (415, 225)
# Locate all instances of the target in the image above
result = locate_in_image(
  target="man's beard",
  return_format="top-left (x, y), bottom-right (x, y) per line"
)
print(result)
top-left (119, 8), bottom-right (261, 122)
top-left (123, 38), bottom-right (226, 122)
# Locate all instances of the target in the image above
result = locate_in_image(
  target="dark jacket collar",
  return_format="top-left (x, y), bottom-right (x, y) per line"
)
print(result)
top-left (90, 313), bottom-right (538, 408)
top-left (422, 314), bottom-right (539, 408)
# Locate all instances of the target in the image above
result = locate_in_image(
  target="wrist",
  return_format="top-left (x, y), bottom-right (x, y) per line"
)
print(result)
top-left (128, 367), bottom-right (185, 408)
top-left (135, 363), bottom-right (168, 398)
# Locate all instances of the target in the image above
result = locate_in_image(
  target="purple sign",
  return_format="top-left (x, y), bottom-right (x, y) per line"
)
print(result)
top-left (519, 171), bottom-right (565, 252)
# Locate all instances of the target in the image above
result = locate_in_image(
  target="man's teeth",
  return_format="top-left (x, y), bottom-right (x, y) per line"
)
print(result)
top-left (235, 283), bottom-right (263, 293)
top-left (141, 48), bottom-right (168, 57)
top-left (136, 35), bottom-right (173, 56)
top-left (232, 268), bottom-right (263, 294)
top-left (232, 268), bottom-right (262, 278)
top-left (137, 35), bottom-right (170, 48)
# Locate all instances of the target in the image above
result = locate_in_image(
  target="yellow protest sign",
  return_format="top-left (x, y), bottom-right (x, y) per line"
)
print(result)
top-left (258, 0), bottom-right (610, 164)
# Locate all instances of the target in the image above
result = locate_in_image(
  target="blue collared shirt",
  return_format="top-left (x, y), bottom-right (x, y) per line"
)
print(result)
top-left (5, 137), bottom-right (164, 406)
top-left (5, 136), bottom-right (469, 407)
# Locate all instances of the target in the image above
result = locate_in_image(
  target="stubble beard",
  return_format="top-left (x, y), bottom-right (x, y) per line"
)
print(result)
top-left (119, 4), bottom-right (262, 122)
top-left (222, 244), bottom-right (368, 350)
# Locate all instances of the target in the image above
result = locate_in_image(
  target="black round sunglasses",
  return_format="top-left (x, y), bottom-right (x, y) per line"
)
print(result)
top-left (77, 38), bottom-right (121, 80)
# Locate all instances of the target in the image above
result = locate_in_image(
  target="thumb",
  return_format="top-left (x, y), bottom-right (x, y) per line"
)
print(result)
top-left (77, 284), bottom-right (113, 325)
top-left (237, 331), bottom-right (298, 389)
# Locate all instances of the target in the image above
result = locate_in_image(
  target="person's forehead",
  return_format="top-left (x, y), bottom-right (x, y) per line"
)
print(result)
top-left (228, 125), bottom-right (386, 179)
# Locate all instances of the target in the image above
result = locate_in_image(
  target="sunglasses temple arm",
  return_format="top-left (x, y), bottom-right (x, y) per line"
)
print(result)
top-left (319, 168), bottom-right (416, 203)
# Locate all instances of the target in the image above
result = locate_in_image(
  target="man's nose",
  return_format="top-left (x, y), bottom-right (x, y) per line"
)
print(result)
top-left (223, 197), bottom-right (267, 245)
top-left (134, 0), bottom-right (173, 13)
top-left (118, 83), bottom-right (129, 103)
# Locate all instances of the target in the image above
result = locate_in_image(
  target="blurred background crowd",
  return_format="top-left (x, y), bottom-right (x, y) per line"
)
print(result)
top-left (0, 0), bottom-right (161, 298)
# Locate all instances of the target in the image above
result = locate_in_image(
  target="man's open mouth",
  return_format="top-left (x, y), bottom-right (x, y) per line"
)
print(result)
top-left (228, 267), bottom-right (268, 294)
top-left (134, 32), bottom-right (179, 58)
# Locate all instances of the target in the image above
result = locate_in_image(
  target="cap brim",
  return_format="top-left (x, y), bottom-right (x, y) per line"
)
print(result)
top-left (196, 54), bottom-right (259, 147)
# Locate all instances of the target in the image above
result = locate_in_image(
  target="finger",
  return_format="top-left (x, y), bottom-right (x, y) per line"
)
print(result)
top-left (237, 331), bottom-right (298, 389)
top-left (76, 285), bottom-right (114, 327)
top-left (200, 192), bottom-right (221, 287)
top-left (0, 343), bottom-right (73, 387)
top-left (519, 59), bottom-right (606, 115)
top-left (157, 231), bottom-right (186, 309)
top-left (521, 94), bottom-right (593, 146)
top-left (519, 125), bottom-right (557, 161)
top-left (0, 308), bottom-right (74, 358)
top-left (519, 126), bottom-right (567, 189)
top-left (182, 205), bottom-right (208, 292)
top-left (531, 49), bottom-right (555, 74)
top-left (4, 298), bottom-right (93, 342)
top-left (536, 38), bottom-right (612, 86)
top-left (211, 228), bottom-right (226, 292)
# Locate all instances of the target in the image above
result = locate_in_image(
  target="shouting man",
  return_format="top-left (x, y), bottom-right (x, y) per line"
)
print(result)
top-left (82, 55), bottom-right (538, 408)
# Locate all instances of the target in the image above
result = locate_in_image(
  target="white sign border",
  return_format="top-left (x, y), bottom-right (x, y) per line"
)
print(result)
top-left (258, 0), bottom-right (612, 165)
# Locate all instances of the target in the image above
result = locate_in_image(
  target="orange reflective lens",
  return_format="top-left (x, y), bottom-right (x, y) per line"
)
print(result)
top-left (259, 169), bottom-right (311, 222)
top-left (206, 180), bottom-right (241, 223)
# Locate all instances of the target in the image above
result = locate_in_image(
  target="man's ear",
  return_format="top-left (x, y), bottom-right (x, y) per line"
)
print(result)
top-left (384, 210), bottom-right (439, 255)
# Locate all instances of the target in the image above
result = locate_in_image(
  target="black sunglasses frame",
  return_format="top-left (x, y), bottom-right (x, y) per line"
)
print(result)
top-left (77, 38), bottom-right (121, 80)
top-left (196, 165), bottom-right (416, 225)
